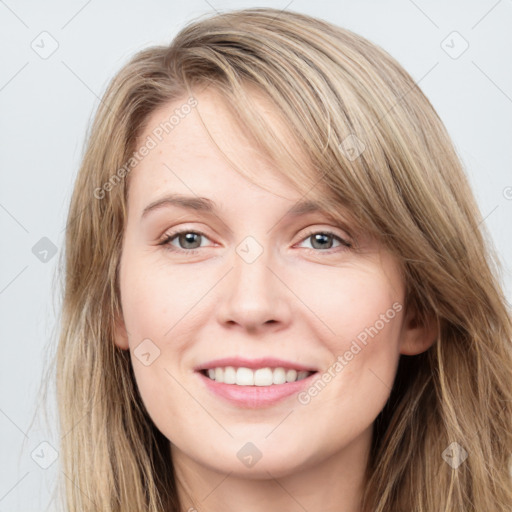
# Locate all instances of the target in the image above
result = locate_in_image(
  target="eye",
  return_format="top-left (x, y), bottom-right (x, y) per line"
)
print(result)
top-left (296, 230), bottom-right (351, 252)
top-left (158, 230), bottom-right (212, 254)
top-left (158, 228), bottom-right (352, 255)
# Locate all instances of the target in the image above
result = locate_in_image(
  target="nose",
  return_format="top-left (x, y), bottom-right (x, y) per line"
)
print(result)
top-left (215, 247), bottom-right (293, 333)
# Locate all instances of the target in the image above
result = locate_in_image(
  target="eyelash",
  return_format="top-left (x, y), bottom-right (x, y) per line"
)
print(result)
top-left (158, 228), bottom-right (352, 255)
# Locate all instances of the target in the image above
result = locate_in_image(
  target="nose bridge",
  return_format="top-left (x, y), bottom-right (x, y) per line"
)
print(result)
top-left (216, 235), bottom-right (290, 329)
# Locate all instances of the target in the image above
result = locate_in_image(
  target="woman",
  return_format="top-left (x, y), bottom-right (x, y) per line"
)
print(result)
top-left (55, 7), bottom-right (512, 511)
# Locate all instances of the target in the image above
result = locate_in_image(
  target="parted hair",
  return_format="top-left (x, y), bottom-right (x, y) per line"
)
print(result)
top-left (54, 7), bottom-right (512, 511)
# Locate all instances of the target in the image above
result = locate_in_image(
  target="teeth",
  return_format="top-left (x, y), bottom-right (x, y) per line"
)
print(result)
top-left (203, 366), bottom-right (314, 386)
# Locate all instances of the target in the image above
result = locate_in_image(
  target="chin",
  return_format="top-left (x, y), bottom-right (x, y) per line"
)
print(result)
top-left (196, 439), bottom-right (317, 479)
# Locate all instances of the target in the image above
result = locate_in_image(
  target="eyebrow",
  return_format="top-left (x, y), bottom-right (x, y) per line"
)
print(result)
top-left (142, 194), bottom-right (216, 218)
top-left (141, 193), bottom-right (326, 220)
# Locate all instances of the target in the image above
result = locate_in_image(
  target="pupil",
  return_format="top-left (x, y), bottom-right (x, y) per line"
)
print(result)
top-left (181, 233), bottom-right (200, 249)
top-left (312, 233), bottom-right (331, 249)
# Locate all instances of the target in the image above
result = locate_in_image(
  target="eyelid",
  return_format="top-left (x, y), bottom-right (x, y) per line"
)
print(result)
top-left (157, 227), bottom-right (214, 251)
top-left (158, 224), bottom-right (352, 255)
top-left (297, 225), bottom-right (352, 243)
top-left (294, 228), bottom-right (352, 252)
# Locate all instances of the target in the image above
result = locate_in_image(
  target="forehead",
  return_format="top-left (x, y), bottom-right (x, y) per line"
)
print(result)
top-left (127, 84), bottom-right (321, 207)
top-left (123, 83), bottom-right (372, 246)
top-left (138, 83), bottom-right (299, 155)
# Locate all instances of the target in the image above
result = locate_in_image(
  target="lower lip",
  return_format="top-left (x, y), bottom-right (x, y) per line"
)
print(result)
top-left (196, 371), bottom-right (317, 408)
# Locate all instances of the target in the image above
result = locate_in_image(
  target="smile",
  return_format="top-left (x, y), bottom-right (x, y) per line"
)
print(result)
top-left (196, 364), bottom-right (319, 408)
top-left (200, 366), bottom-right (315, 386)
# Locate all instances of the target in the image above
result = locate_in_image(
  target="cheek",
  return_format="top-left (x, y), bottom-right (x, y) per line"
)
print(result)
top-left (118, 258), bottom-right (203, 431)
top-left (119, 255), bottom-right (193, 343)
top-left (291, 264), bottom-right (404, 422)
top-left (290, 261), bottom-right (404, 348)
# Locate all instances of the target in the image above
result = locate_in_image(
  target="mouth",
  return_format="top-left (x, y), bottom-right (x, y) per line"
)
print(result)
top-left (198, 366), bottom-right (317, 386)
top-left (194, 360), bottom-right (319, 408)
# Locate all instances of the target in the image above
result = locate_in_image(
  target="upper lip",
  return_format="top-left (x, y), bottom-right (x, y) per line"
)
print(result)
top-left (194, 357), bottom-right (318, 372)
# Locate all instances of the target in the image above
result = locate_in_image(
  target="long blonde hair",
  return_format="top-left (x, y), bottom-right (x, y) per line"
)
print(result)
top-left (54, 7), bottom-right (512, 511)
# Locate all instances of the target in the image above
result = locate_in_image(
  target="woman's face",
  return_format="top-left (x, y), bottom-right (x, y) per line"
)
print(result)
top-left (114, 87), bottom-right (433, 479)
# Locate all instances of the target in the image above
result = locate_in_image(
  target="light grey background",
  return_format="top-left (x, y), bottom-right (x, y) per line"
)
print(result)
top-left (1, 0), bottom-right (511, 510)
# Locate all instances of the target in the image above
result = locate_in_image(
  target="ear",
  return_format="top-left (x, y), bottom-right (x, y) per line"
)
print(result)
top-left (399, 306), bottom-right (438, 356)
top-left (113, 313), bottom-right (130, 350)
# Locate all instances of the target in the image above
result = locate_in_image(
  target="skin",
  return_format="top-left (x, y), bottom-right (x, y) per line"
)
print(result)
top-left (114, 86), bottom-right (436, 512)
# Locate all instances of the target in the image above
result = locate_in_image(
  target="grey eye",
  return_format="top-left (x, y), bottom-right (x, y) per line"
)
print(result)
top-left (173, 232), bottom-right (205, 250)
